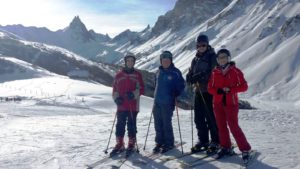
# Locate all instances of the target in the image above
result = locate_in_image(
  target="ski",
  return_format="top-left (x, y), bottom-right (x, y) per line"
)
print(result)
top-left (85, 151), bottom-right (125, 169)
top-left (182, 151), bottom-right (241, 168)
top-left (122, 142), bottom-right (186, 167)
top-left (177, 152), bottom-right (217, 168)
top-left (145, 142), bottom-right (186, 161)
top-left (110, 149), bottom-right (137, 169)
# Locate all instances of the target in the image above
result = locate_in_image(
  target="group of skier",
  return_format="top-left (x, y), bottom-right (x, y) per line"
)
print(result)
top-left (110, 33), bottom-right (252, 162)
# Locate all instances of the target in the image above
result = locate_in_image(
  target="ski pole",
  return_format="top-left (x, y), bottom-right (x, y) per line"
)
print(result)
top-left (175, 98), bottom-right (184, 154)
top-left (190, 85), bottom-right (194, 148)
top-left (196, 82), bottom-right (218, 140)
top-left (129, 105), bottom-right (140, 153)
top-left (196, 82), bottom-right (209, 112)
top-left (104, 111), bottom-right (117, 154)
top-left (143, 110), bottom-right (153, 150)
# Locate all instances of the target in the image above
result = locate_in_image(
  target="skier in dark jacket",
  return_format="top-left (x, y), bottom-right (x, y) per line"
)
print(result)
top-left (152, 51), bottom-right (185, 153)
top-left (186, 34), bottom-right (219, 154)
top-left (111, 54), bottom-right (145, 156)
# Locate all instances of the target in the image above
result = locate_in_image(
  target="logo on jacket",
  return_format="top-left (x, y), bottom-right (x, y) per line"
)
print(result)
top-left (168, 76), bottom-right (173, 80)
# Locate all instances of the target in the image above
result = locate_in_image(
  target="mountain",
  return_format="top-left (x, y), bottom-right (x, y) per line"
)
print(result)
top-left (115, 0), bottom-right (300, 103)
top-left (0, 56), bottom-right (54, 82)
top-left (0, 29), bottom-right (114, 86)
top-left (0, 16), bottom-right (123, 62)
top-left (151, 0), bottom-right (232, 36)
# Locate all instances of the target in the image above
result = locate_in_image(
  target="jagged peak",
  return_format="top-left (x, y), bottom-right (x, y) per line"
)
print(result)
top-left (67, 16), bottom-right (88, 32)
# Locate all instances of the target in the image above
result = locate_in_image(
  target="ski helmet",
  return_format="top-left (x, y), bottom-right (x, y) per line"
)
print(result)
top-left (160, 51), bottom-right (173, 61)
top-left (217, 49), bottom-right (231, 58)
top-left (124, 53), bottom-right (136, 63)
top-left (196, 34), bottom-right (209, 44)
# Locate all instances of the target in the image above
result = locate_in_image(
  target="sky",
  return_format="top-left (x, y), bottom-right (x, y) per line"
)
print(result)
top-left (0, 0), bottom-right (177, 37)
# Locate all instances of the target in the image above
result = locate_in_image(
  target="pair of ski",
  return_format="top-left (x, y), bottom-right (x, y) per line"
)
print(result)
top-left (85, 149), bottom-right (136, 169)
top-left (111, 142), bottom-right (187, 168)
top-left (180, 150), bottom-right (257, 168)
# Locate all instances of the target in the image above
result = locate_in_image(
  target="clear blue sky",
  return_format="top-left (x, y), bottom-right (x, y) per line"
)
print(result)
top-left (0, 0), bottom-right (177, 37)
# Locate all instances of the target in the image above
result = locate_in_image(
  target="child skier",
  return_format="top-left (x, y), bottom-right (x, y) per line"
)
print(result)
top-left (111, 54), bottom-right (145, 156)
top-left (152, 51), bottom-right (185, 153)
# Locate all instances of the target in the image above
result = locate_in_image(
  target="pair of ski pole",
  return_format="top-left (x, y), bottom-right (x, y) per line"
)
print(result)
top-left (143, 98), bottom-right (184, 154)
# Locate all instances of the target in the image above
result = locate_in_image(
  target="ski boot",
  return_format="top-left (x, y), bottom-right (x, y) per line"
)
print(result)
top-left (110, 137), bottom-right (125, 157)
top-left (214, 147), bottom-right (235, 159)
top-left (206, 142), bottom-right (219, 155)
top-left (152, 144), bottom-right (163, 154)
top-left (242, 151), bottom-right (250, 164)
top-left (161, 144), bottom-right (175, 153)
top-left (125, 137), bottom-right (136, 157)
top-left (191, 142), bottom-right (209, 153)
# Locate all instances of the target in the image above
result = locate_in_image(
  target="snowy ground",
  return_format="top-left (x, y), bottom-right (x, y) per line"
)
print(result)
top-left (0, 77), bottom-right (299, 169)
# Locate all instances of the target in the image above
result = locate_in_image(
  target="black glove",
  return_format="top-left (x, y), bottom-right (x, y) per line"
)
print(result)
top-left (186, 72), bottom-right (193, 84)
top-left (126, 91), bottom-right (135, 100)
top-left (217, 88), bottom-right (225, 95)
top-left (114, 97), bottom-right (124, 105)
top-left (192, 72), bottom-right (207, 84)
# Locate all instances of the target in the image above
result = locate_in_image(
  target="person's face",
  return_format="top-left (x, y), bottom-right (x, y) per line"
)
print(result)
top-left (197, 43), bottom-right (208, 53)
top-left (161, 58), bottom-right (171, 69)
top-left (126, 58), bottom-right (135, 68)
top-left (217, 53), bottom-right (229, 66)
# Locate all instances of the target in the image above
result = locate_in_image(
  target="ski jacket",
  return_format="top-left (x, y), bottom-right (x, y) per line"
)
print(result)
top-left (187, 46), bottom-right (217, 92)
top-left (154, 64), bottom-right (185, 109)
top-left (112, 68), bottom-right (145, 112)
top-left (208, 62), bottom-right (248, 105)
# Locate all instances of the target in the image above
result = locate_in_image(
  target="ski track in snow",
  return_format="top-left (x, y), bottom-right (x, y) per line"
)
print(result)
top-left (0, 97), bottom-right (299, 169)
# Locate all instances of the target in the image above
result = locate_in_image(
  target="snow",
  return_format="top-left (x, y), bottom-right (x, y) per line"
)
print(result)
top-left (0, 0), bottom-right (299, 168)
top-left (0, 70), bottom-right (300, 169)
top-left (122, 0), bottom-right (300, 104)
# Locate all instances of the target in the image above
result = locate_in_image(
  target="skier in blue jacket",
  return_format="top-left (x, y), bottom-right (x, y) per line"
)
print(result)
top-left (152, 51), bottom-right (185, 153)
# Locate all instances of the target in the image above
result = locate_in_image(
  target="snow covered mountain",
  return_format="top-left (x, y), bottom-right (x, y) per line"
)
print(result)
top-left (117, 0), bottom-right (300, 104)
top-left (0, 29), bottom-right (114, 86)
top-left (0, 56), bottom-right (55, 82)
top-left (0, 16), bottom-right (122, 62)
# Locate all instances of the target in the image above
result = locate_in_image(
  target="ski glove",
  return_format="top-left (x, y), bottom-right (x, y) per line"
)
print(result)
top-left (217, 88), bottom-right (225, 95)
top-left (114, 97), bottom-right (124, 105)
top-left (186, 71), bottom-right (193, 84)
top-left (126, 91), bottom-right (135, 100)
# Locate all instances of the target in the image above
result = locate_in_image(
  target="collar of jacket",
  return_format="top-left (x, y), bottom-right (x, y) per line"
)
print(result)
top-left (159, 63), bottom-right (175, 71)
top-left (123, 67), bottom-right (135, 74)
top-left (196, 45), bottom-right (215, 58)
top-left (216, 61), bottom-right (236, 74)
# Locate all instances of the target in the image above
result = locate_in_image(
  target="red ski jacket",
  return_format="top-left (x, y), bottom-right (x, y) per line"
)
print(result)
top-left (112, 69), bottom-right (145, 112)
top-left (208, 62), bottom-right (248, 105)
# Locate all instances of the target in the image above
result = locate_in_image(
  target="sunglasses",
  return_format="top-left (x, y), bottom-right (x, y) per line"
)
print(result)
top-left (197, 44), bottom-right (207, 48)
top-left (217, 54), bottom-right (229, 59)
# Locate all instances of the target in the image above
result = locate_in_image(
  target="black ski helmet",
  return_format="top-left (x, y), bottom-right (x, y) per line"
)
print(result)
top-left (196, 34), bottom-right (209, 44)
top-left (217, 49), bottom-right (231, 58)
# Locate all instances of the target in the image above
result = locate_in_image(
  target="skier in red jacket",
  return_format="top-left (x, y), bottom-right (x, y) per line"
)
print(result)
top-left (208, 49), bottom-right (251, 161)
top-left (111, 54), bottom-right (145, 156)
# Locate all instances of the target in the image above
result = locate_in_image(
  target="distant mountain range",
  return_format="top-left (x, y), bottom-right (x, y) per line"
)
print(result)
top-left (0, 0), bottom-right (299, 103)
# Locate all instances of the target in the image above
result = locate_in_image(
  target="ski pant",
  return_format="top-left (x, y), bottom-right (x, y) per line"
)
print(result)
top-left (194, 91), bottom-right (219, 144)
top-left (115, 111), bottom-right (137, 138)
top-left (153, 103), bottom-right (174, 147)
top-left (214, 103), bottom-right (251, 152)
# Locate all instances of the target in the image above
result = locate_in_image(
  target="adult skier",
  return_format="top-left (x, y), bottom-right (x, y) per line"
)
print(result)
top-left (207, 49), bottom-right (252, 161)
top-left (186, 34), bottom-right (219, 154)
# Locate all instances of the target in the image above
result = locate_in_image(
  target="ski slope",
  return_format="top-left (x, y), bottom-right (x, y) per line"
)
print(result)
top-left (0, 75), bottom-right (299, 169)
